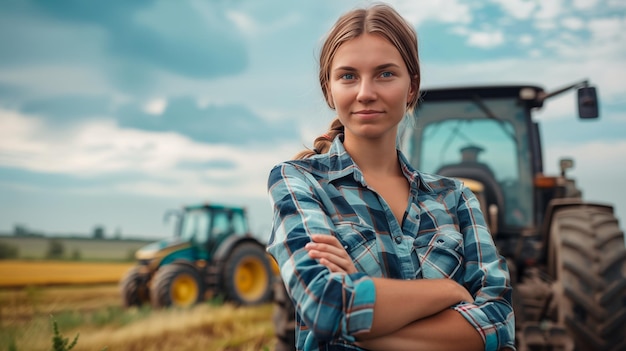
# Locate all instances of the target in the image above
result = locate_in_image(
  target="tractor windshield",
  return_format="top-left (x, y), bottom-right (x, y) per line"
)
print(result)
top-left (178, 209), bottom-right (210, 242)
top-left (400, 96), bottom-right (534, 229)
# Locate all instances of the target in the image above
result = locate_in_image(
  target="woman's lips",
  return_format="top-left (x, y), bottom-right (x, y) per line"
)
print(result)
top-left (353, 109), bottom-right (384, 118)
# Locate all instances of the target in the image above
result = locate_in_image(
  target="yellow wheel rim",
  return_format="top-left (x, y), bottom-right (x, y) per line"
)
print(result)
top-left (234, 257), bottom-right (269, 302)
top-left (171, 273), bottom-right (199, 307)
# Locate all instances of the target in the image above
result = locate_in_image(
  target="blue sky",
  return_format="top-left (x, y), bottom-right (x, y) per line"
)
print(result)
top-left (1, 0), bottom-right (625, 240)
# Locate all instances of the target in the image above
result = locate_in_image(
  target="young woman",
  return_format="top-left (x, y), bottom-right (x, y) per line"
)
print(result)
top-left (267, 4), bottom-right (515, 351)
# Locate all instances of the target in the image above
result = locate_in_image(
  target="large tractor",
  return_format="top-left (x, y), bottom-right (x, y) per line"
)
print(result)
top-left (272, 80), bottom-right (626, 351)
top-left (120, 203), bottom-right (275, 308)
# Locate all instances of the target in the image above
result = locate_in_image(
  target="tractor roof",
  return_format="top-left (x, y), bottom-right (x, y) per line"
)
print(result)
top-left (420, 84), bottom-right (545, 108)
top-left (184, 203), bottom-right (246, 212)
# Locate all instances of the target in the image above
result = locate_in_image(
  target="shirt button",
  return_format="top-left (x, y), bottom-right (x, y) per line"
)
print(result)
top-left (394, 236), bottom-right (402, 244)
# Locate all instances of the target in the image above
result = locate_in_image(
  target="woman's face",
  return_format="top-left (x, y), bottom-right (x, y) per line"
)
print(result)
top-left (328, 33), bottom-right (415, 142)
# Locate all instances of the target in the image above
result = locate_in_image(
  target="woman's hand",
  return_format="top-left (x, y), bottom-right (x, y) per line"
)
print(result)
top-left (305, 234), bottom-right (358, 274)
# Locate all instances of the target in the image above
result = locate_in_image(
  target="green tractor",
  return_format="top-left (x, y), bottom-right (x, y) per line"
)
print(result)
top-left (120, 203), bottom-right (276, 308)
top-left (272, 80), bottom-right (626, 351)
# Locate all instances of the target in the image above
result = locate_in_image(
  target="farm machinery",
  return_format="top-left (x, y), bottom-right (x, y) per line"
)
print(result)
top-left (272, 80), bottom-right (626, 351)
top-left (120, 203), bottom-right (276, 308)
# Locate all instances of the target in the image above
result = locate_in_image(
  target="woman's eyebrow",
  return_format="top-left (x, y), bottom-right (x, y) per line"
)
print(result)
top-left (375, 63), bottom-right (401, 70)
top-left (333, 63), bottom-right (401, 72)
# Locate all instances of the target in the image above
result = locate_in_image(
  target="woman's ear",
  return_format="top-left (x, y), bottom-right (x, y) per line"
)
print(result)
top-left (408, 75), bottom-right (418, 101)
top-left (406, 75), bottom-right (419, 107)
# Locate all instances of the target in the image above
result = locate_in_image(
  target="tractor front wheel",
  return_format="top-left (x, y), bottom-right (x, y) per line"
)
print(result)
top-left (548, 205), bottom-right (626, 351)
top-left (119, 266), bottom-right (149, 307)
top-left (150, 264), bottom-right (203, 308)
top-left (222, 243), bottom-right (272, 305)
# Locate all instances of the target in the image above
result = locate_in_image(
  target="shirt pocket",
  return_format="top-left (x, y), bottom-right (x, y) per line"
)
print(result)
top-left (413, 230), bottom-right (465, 280)
top-left (333, 221), bottom-right (381, 276)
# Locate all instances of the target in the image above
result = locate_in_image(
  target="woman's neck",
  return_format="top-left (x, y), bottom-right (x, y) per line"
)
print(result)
top-left (344, 135), bottom-right (401, 177)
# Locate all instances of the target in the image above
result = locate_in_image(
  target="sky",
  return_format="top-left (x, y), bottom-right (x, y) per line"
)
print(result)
top-left (1, 0), bottom-right (625, 241)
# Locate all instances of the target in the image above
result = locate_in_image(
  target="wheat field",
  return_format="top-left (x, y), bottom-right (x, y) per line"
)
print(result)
top-left (0, 260), bottom-right (135, 287)
top-left (0, 261), bottom-right (278, 351)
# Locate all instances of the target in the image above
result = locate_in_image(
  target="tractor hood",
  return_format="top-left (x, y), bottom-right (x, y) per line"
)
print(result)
top-left (135, 237), bottom-right (191, 261)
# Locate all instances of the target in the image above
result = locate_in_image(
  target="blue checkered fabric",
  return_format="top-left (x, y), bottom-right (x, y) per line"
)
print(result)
top-left (267, 136), bottom-right (515, 351)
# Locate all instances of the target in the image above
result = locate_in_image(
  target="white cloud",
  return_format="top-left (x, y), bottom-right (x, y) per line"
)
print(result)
top-left (588, 16), bottom-right (625, 44)
top-left (519, 34), bottom-right (534, 45)
top-left (607, 0), bottom-right (626, 8)
top-left (535, 0), bottom-right (564, 20)
top-left (143, 98), bottom-right (167, 116)
top-left (534, 19), bottom-right (557, 30)
top-left (0, 108), bottom-right (296, 199)
top-left (0, 65), bottom-right (114, 98)
top-left (225, 10), bottom-right (301, 39)
top-left (226, 11), bottom-right (257, 35)
top-left (490, 0), bottom-right (537, 20)
top-left (572, 0), bottom-right (600, 10)
top-left (542, 17), bottom-right (626, 76)
top-left (544, 139), bottom-right (626, 223)
top-left (561, 17), bottom-right (585, 30)
top-left (466, 30), bottom-right (505, 48)
top-left (389, 0), bottom-right (473, 25)
top-left (423, 55), bottom-right (625, 105)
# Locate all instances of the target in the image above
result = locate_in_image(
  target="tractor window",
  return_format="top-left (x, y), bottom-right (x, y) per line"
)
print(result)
top-left (179, 209), bottom-right (210, 243)
top-left (402, 97), bottom-right (534, 229)
top-left (420, 119), bottom-right (518, 181)
top-left (211, 211), bottom-right (231, 238)
top-left (231, 211), bottom-right (248, 235)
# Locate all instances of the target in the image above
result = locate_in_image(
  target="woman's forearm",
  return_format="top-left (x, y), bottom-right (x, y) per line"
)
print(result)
top-left (357, 278), bottom-right (474, 339)
top-left (357, 308), bottom-right (484, 351)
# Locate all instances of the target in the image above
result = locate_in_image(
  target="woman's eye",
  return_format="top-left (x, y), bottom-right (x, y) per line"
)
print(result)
top-left (340, 73), bottom-right (356, 80)
top-left (380, 71), bottom-right (394, 78)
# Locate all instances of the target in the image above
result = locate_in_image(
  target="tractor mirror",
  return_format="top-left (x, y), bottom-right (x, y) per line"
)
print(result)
top-left (577, 86), bottom-right (599, 119)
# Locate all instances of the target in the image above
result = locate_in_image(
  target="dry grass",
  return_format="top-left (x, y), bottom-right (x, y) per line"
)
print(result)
top-left (6, 303), bottom-right (276, 351)
top-left (0, 260), bottom-right (134, 287)
top-left (74, 304), bottom-right (275, 351)
top-left (0, 284), bottom-right (278, 351)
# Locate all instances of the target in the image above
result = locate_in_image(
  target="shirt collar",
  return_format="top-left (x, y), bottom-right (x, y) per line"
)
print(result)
top-left (324, 134), bottom-right (434, 194)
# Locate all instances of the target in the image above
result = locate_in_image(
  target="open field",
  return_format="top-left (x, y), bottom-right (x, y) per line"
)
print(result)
top-left (0, 235), bottom-right (153, 261)
top-left (0, 260), bottom-right (135, 287)
top-left (0, 283), bottom-right (277, 351)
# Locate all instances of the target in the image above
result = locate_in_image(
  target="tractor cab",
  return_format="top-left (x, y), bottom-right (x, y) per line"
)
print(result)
top-left (174, 204), bottom-right (250, 261)
top-left (400, 82), bottom-right (598, 239)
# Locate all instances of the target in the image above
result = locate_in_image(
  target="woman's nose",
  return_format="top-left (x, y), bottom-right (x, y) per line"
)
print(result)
top-left (357, 80), bottom-right (377, 103)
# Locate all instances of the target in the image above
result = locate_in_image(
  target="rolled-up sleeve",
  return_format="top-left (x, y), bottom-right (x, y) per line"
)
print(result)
top-left (266, 163), bottom-right (376, 343)
top-left (454, 185), bottom-right (516, 351)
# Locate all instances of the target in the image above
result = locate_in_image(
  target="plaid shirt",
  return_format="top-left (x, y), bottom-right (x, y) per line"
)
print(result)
top-left (267, 136), bottom-right (515, 351)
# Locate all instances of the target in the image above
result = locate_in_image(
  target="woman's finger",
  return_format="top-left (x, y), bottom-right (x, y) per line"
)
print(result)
top-left (306, 235), bottom-right (357, 274)
top-left (310, 234), bottom-right (344, 249)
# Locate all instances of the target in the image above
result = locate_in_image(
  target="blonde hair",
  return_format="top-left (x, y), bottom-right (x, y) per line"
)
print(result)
top-left (295, 3), bottom-right (421, 159)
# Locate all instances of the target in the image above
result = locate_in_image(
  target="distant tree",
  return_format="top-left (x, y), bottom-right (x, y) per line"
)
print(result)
top-left (12, 225), bottom-right (44, 237)
top-left (46, 239), bottom-right (65, 259)
top-left (0, 241), bottom-right (19, 259)
top-left (92, 226), bottom-right (105, 240)
top-left (14, 224), bottom-right (29, 236)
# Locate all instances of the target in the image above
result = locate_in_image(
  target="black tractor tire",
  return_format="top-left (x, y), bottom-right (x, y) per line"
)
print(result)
top-left (548, 206), bottom-right (626, 351)
top-left (272, 277), bottom-right (296, 351)
top-left (150, 263), bottom-right (203, 308)
top-left (222, 242), bottom-right (273, 305)
top-left (119, 266), bottom-right (150, 307)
